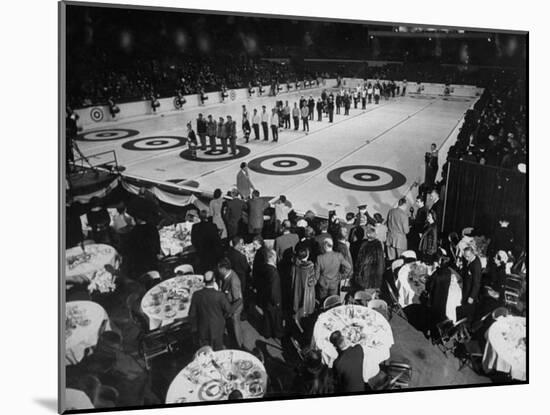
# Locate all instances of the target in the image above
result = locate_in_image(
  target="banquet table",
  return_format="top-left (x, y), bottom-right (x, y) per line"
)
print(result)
top-left (482, 316), bottom-right (526, 380)
top-left (312, 304), bottom-right (394, 382)
top-left (65, 244), bottom-right (119, 292)
top-left (165, 349), bottom-right (268, 403)
top-left (65, 300), bottom-right (111, 365)
top-left (396, 261), bottom-right (431, 307)
top-left (159, 223), bottom-right (194, 257)
top-left (65, 388), bottom-right (94, 410)
top-left (141, 274), bottom-right (204, 330)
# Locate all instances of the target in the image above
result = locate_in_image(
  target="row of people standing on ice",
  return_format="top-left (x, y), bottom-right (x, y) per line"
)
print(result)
top-left (183, 81), bottom-right (409, 156)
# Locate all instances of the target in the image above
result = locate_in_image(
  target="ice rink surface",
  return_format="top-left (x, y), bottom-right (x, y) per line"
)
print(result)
top-left (76, 88), bottom-right (477, 218)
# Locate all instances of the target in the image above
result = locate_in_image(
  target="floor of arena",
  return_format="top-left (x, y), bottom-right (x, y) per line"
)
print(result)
top-left (76, 89), bottom-right (477, 217)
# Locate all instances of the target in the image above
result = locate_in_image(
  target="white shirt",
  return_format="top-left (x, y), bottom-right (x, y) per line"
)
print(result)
top-left (261, 111), bottom-right (269, 123)
top-left (252, 113), bottom-right (260, 125)
top-left (271, 113), bottom-right (279, 126)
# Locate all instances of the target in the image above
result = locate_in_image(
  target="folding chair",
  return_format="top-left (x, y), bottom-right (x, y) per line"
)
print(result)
top-left (322, 295), bottom-right (343, 311)
top-left (384, 280), bottom-right (405, 320)
top-left (435, 317), bottom-right (469, 357)
top-left (375, 361), bottom-right (413, 390)
top-left (503, 274), bottom-right (523, 309)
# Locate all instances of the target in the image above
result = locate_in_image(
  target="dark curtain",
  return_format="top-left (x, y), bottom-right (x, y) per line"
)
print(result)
top-left (443, 159), bottom-right (527, 247)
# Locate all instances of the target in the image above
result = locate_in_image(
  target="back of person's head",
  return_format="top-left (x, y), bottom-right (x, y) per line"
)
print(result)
top-left (213, 188), bottom-right (222, 199)
top-left (352, 226), bottom-right (365, 242)
top-left (231, 235), bottom-right (243, 248)
top-left (217, 257), bottom-right (232, 272)
top-left (228, 390), bottom-right (243, 400)
top-left (296, 247), bottom-right (309, 261)
top-left (252, 235), bottom-right (264, 246)
top-left (240, 162), bottom-right (247, 169)
top-left (329, 330), bottom-right (345, 350)
top-left (252, 189), bottom-right (260, 197)
top-left (199, 210), bottom-right (209, 221)
top-left (345, 212), bottom-right (355, 222)
top-left (323, 238), bottom-right (333, 251)
top-left (283, 220), bottom-right (292, 231)
top-left (398, 197), bottom-right (407, 207)
top-left (204, 271), bottom-right (215, 286)
top-left (116, 203), bottom-right (126, 214)
top-left (338, 227), bottom-right (347, 241)
top-left (279, 195), bottom-right (287, 203)
top-left (374, 213), bottom-right (384, 224)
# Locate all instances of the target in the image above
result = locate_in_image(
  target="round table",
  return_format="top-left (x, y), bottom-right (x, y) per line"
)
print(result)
top-left (165, 349), bottom-right (267, 403)
top-left (159, 224), bottom-right (193, 257)
top-left (65, 244), bottom-right (118, 293)
top-left (65, 300), bottom-right (111, 365)
top-left (396, 261), bottom-right (432, 307)
top-left (141, 274), bottom-right (204, 330)
top-left (312, 304), bottom-right (394, 382)
top-left (482, 316), bottom-right (526, 380)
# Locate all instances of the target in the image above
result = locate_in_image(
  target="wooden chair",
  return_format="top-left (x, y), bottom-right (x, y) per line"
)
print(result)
top-left (322, 295), bottom-right (343, 311)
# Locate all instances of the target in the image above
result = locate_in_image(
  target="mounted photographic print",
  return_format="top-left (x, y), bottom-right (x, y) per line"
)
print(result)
top-left (59, 1), bottom-right (528, 413)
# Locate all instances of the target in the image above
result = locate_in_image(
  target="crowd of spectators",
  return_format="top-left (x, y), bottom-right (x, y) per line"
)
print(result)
top-left (443, 72), bottom-right (527, 171)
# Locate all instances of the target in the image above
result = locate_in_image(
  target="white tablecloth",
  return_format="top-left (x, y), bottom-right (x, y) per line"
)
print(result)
top-left (312, 305), bottom-right (394, 381)
top-left (65, 301), bottom-right (111, 365)
top-left (141, 274), bottom-right (204, 330)
top-left (482, 316), bottom-right (526, 380)
top-left (159, 224), bottom-right (193, 257)
top-left (165, 349), bottom-right (267, 403)
top-left (65, 244), bottom-right (118, 292)
top-left (65, 388), bottom-right (94, 410)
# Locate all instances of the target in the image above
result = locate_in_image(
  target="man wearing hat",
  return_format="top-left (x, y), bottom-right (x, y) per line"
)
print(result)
top-left (188, 271), bottom-right (233, 350)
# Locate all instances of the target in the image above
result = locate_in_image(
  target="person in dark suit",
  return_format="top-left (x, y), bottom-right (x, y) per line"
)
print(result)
top-left (226, 236), bottom-right (251, 302)
top-left (196, 113), bottom-right (207, 150)
top-left (274, 220), bottom-right (299, 310)
top-left (329, 330), bottom-right (366, 393)
top-left (206, 114), bottom-right (217, 151)
top-left (123, 217), bottom-right (160, 279)
top-left (409, 196), bottom-right (428, 251)
top-left (419, 210), bottom-right (438, 263)
top-left (263, 249), bottom-right (284, 339)
top-left (224, 189), bottom-right (246, 239)
top-left (226, 115), bottom-right (238, 155)
top-left (246, 190), bottom-right (269, 237)
top-left (428, 188), bottom-right (444, 233)
top-left (188, 271), bottom-right (233, 350)
top-left (218, 258), bottom-right (244, 348)
top-left (316, 98), bottom-right (323, 121)
top-left (191, 210), bottom-right (222, 273)
top-left (459, 246), bottom-right (482, 320)
top-left (327, 97), bottom-right (335, 123)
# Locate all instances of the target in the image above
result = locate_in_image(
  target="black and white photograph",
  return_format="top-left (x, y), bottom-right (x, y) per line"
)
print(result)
top-left (58, 1), bottom-right (528, 413)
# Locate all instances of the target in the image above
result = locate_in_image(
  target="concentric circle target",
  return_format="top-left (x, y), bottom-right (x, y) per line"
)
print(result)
top-left (122, 136), bottom-right (187, 151)
top-left (327, 165), bottom-right (407, 191)
top-left (77, 128), bottom-right (140, 142)
top-left (179, 145), bottom-right (251, 162)
top-left (247, 154), bottom-right (322, 176)
top-left (90, 107), bottom-right (104, 122)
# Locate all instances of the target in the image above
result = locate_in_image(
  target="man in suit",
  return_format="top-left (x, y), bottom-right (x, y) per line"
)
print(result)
top-left (301, 104), bottom-right (310, 133)
top-left (226, 236), bottom-right (251, 303)
top-left (315, 238), bottom-right (352, 301)
top-left (191, 210), bottom-right (222, 273)
top-left (459, 246), bottom-right (482, 320)
top-left (188, 271), bottom-right (232, 350)
top-left (270, 108), bottom-right (279, 142)
top-left (263, 249), bottom-right (284, 339)
top-left (428, 188), bottom-right (443, 232)
top-left (236, 162), bottom-right (254, 200)
top-left (217, 116), bottom-right (228, 153)
top-left (226, 115), bottom-right (238, 155)
top-left (316, 98), bottom-right (323, 121)
top-left (206, 114), bottom-right (217, 151)
top-left (409, 196), bottom-right (428, 251)
top-left (308, 96), bottom-right (315, 120)
top-left (218, 258), bottom-right (244, 348)
top-left (246, 190), bottom-right (269, 237)
top-left (283, 101), bottom-right (291, 129)
top-left (327, 96), bottom-right (335, 123)
top-left (274, 220), bottom-right (299, 309)
top-left (291, 102), bottom-right (300, 130)
top-left (314, 220), bottom-right (332, 257)
top-left (329, 330), bottom-right (366, 393)
top-left (224, 189), bottom-right (246, 239)
top-left (386, 198), bottom-right (410, 260)
top-left (196, 113), bottom-right (207, 150)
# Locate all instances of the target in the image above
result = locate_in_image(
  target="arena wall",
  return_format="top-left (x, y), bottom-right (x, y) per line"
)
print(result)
top-left (74, 79), bottom-right (338, 128)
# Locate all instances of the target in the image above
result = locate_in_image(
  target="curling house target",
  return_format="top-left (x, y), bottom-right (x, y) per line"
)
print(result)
top-left (77, 128), bottom-right (140, 142)
top-left (327, 165), bottom-right (407, 191)
top-left (179, 145), bottom-right (251, 162)
top-left (247, 154), bottom-right (322, 176)
top-left (90, 107), bottom-right (104, 122)
top-left (122, 136), bottom-right (187, 151)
